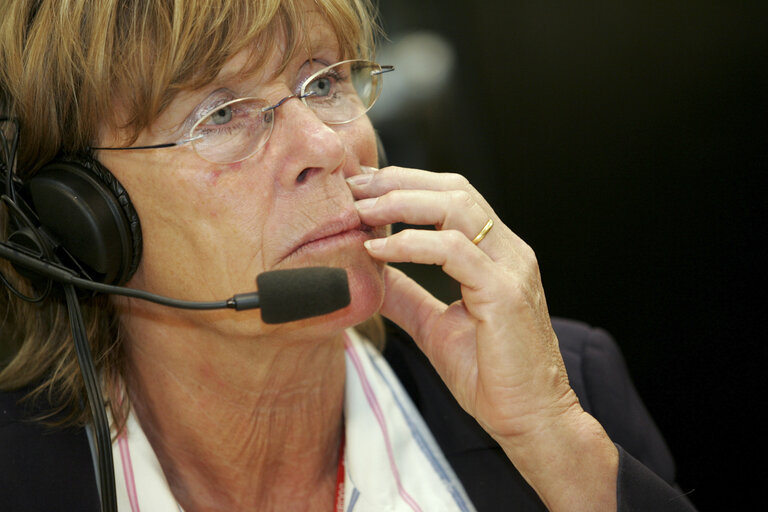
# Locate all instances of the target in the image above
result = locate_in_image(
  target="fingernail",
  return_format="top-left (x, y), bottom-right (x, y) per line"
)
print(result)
top-left (354, 197), bottom-right (377, 210)
top-left (346, 173), bottom-right (373, 186)
top-left (364, 238), bottom-right (386, 251)
top-left (360, 165), bottom-right (378, 174)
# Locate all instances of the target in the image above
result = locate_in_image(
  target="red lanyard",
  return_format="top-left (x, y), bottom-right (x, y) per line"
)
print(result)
top-left (334, 430), bottom-right (346, 512)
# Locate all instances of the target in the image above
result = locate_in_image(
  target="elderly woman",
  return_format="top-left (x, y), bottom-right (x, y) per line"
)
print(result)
top-left (0, 0), bottom-right (695, 511)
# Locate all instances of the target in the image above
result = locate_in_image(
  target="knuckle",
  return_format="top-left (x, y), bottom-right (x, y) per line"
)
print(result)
top-left (377, 190), bottom-right (397, 208)
top-left (396, 229), bottom-right (417, 244)
top-left (520, 244), bottom-right (539, 272)
top-left (444, 229), bottom-right (467, 248)
top-left (444, 172), bottom-right (470, 190)
top-left (448, 189), bottom-right (475, 209)
top-left (388, 167), bottom-right (407, 189)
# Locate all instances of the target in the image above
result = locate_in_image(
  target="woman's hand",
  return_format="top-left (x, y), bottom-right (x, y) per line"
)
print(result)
top-left (348, 166), bottom-right (618, 512)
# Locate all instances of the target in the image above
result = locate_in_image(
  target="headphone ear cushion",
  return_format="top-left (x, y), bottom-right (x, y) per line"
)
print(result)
top-left (26, 155), bottom-right (142, 285)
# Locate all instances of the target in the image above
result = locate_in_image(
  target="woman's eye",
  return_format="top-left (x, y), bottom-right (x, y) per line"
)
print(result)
top-left (208, 105), bottom-right (233, 125)
top-left (306, 76), bottom-right (333, 97)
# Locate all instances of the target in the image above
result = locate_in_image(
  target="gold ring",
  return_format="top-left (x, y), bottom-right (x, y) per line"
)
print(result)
top-left (471, 218), bottom-right (494, 245)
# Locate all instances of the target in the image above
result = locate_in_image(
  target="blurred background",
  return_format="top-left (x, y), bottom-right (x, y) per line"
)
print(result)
top-left (372, 0), bottom-right (767, 509)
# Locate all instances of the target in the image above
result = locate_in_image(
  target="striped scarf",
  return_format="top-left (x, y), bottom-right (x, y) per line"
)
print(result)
top-left (109, 329), bottom-right (476, 511)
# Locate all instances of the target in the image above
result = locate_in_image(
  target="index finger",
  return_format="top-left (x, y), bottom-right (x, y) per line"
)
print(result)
top-left (347, 166), bottom-right (496, 214)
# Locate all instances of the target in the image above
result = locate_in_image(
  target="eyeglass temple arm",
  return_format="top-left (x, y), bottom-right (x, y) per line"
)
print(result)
top-left (92, 143), bottom-right (177, 151)
top-left (372, 65), bottom-right (395, 76)
top-left (92, 135), bottom-right (203, 152)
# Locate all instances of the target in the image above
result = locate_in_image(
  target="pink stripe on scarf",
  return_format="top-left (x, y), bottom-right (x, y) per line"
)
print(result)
top-left (118, 434), bottom-right (141, 512)
top-left (344, 334), bottom-right (422, 512)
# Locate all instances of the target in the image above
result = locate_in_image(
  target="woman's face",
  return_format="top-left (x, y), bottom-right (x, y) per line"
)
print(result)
top-left (98, 17), bottom-right (385, 338)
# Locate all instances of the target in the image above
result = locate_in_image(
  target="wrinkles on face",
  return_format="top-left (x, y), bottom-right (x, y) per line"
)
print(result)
top-left (99, 17), bottom-right (384, 341)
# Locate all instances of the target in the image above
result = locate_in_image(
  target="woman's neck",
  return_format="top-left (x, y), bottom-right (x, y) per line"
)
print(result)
top-left (119, 305), bottom-right (347, 512)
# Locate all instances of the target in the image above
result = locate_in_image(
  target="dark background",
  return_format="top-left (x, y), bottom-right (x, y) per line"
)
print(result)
top-left (374, 1), bottom-right (767, 509)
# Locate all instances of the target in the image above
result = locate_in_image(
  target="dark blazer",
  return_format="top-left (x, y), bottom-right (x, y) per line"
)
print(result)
top-left (383, 317), bottom-right (697, 511)
top-left (1, 318), bottom-right (696, 511)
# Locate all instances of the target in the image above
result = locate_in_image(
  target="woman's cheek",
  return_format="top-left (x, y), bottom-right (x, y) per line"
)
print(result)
top-left (341, 118), bottom-right (379, 173)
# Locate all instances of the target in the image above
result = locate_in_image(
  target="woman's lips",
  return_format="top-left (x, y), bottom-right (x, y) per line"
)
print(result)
top-left (294, 225), bottom-right (372, 254)
top-left (281, 213), bottom-right (374, 262)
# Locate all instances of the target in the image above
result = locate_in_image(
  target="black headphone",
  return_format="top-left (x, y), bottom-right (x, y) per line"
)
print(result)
top-left (1, 139), bottom-right (142, 512)
top-left (8, 153), bottom-right (142, 287)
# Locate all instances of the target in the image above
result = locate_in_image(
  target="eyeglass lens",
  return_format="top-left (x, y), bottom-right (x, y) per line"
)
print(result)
top-left (189, 60), bottom-right (385, 164)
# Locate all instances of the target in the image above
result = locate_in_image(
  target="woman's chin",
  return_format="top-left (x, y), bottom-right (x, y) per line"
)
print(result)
top-left (339, 257), bottom-right (386, 324)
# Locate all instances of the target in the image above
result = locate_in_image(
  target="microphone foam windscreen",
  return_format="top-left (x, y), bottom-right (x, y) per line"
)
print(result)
top-left (256, 267), bottom-right (351, 324)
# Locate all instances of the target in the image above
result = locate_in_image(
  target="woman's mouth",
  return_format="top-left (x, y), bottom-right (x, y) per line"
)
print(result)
top-left (280, 212), bottom-right (376, 262)
top-left (293, 224), bottom-right (373, 255)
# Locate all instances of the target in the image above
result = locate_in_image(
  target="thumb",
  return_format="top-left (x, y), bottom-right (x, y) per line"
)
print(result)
top-left (379, 265), bottom-right (446, 345)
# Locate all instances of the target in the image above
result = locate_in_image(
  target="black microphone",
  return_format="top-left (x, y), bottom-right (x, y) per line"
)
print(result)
top-left (256, 267), bottom-right (351, 323)
top-left (0, 241), bottom-right (351, 323)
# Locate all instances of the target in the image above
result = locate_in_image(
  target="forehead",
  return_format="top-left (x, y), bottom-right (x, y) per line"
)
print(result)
top-left (217, 12), bottom-right (342, 85)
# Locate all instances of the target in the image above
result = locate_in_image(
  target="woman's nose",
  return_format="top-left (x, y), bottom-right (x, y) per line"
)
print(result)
top-left (267, 97), bottom-right (346, 188)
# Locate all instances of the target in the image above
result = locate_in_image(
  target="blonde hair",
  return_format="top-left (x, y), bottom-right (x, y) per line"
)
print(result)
top-left (0, 0), bottom-right (379, 429)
